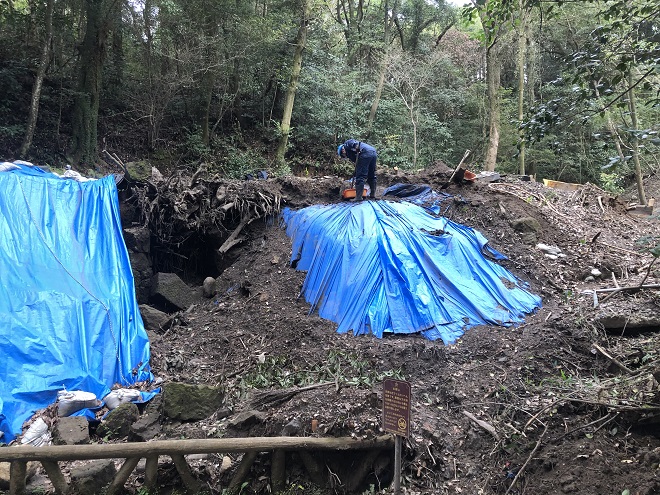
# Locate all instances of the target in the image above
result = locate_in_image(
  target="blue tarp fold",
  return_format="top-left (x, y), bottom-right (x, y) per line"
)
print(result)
top-left (283, 200), bottom-right (541, 343)
top-left (0, 162), bottom-right (151, 443)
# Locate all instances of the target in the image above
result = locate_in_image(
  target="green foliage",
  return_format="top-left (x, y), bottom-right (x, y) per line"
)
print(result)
top-left (237, 350), bottom-right (404, 396)
top-left (599, 172), bottom-right (625, 195)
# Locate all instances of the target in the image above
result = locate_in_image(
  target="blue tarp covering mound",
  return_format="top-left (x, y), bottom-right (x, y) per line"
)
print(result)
top-left (282, 200), bottom-right (541, 344)
top-left (0, 162), bottom-right (152, 443)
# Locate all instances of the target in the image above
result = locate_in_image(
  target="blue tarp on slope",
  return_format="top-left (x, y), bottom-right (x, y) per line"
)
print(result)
top-left (0, 163), bottom-right (152, 443)
top-left (282, 200), bottom-right (541, 343)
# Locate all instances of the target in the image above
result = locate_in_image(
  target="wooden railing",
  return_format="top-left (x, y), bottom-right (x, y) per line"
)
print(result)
top-left (1, 435), bottom-right (394, 495)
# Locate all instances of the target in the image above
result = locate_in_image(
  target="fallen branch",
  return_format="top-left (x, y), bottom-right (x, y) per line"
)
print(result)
top-left (504, 425), bottom-right (547, 495)
top-left (249, 381), bottom-right (335, 409)
top-left (595, 283), bottom-right (660, 307)
top-left (550, 413), bottom-right (615, 443)
top-left (218, 216), bottom-right (251, 254)
top-left (587, 284), bottom-right (660, 294)
top-left (592, 343), bottom-right (632, 373)
top-left (462, 411), bottom-right (500, 440)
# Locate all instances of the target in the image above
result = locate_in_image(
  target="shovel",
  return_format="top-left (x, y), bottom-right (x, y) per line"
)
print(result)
top-left (441, 149), bottom-right (472, 189)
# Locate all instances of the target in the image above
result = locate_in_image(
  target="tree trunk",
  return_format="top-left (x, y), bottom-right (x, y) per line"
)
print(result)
top-left (19, 0), bottom-right (54, 159)
top-left (275, 0), bottom-right (310, 165)
top-left (484, 41), bottom-right (501, 172)
top-left (70, 0), bottom-right (109, 168)
top-left (627, 70), bottom-right (647, 206)
top-left (142, 0), bottom-right (156, 149)
top-left (366, 0), bottom-right (395, 140)
top-left (516, 0), bottom-right (527, 175)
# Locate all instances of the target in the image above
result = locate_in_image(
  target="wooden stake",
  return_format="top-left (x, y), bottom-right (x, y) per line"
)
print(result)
top-left (393, 436), bottom-right (402, 495)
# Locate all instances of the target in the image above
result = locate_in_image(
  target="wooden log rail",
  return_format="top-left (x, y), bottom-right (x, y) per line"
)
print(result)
top-left (1, 435), bottom-right (394, 495)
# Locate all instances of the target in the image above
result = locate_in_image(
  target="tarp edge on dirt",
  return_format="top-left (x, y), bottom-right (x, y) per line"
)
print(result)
top-left (282, 199), bottom-right (541, 343)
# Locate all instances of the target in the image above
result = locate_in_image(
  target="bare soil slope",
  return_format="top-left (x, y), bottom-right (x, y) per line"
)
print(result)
top-left (147, 169), bottom-right (660, 494)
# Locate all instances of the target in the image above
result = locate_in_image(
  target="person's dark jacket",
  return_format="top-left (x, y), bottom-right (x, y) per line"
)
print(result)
top-left (342, 139), bottom-right (377, 163)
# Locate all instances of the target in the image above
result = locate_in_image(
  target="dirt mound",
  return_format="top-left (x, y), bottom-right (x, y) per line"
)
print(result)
top-left (144, 172), bottom-right (659, 494)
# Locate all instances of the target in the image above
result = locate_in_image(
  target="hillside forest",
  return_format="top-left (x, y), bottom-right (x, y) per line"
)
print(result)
top-left (0, 0), bottom-right (658, 203)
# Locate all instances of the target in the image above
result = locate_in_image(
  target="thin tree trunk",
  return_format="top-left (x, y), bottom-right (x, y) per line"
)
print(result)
top-left (516, 0), bottom-right (527, 175)
top-left (484, 42), bottom-right (501, 172)
top-left (366, 0), bottom-right (396, 140)
top-left (19, 0), bottom-right (54, 158)
top-left (70, 0), bottom-right (109, 168)
top-left (275, 0), bottom-right (310, 165)
top-left (142, 0), bottom-right (156, 149)
top-left (366, 60), bottom-right (387, 140)
top-left (627, 70), bottom-right (647, 205)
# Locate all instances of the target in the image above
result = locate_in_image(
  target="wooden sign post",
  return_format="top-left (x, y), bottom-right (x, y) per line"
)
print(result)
top-left (382, 379), bottom-right (411, 494)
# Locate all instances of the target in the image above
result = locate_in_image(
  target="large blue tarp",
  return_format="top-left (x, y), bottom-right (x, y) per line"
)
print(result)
top-left (0, 162), bottom-right (151, 443)
top-left (282, 200), bottom-right (541, 343)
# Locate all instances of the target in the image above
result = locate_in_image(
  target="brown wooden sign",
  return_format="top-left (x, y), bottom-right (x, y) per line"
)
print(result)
top-left (382, 379), bottom-right (411, 438)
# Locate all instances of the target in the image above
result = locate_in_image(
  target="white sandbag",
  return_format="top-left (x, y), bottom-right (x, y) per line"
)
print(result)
top-left (104, 389), bottom-right (141, 410)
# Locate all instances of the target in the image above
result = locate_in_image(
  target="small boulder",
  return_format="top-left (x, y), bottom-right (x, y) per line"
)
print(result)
top-left (70, 460), bottom-right (117, 495)
top-left (163, 383), bottom-right (224, 421)
top-left (151, 272), bottom-right (197, 310)
top-left (53, 416), bottom-right (90, 445)
top-left (202, 276), bottom-right (217, 298)
top-left (96, 402), bottom-right (140, 440)
top-left (511, 217), bottom-right (542, 233)
top-left (139, 304), bottom-right (170, 333)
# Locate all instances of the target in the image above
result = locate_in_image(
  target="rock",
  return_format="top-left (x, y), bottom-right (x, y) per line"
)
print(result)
top-left (220, 456), bottom-right (233, 473)
top-left (131, 252), bottom-right (154, 303)
top-left (124, 160), bottom-right (152, 182)
top-left (511, 217), bottom-right (542, 233)
top-left (96, 402), bottom-right (140, 440)
top-left (130, 394), bottom-right (163, 441)
top-left (594, 309), bottom-right (660, 332)
top-left (202, 276), bottom-right (217, 298)
top-left (139, 304), bottom-right (170, 332)
top-left (123, 226), bottom-right (151, 253)
top-left (151, 272), bottom-right (197, 310)
top-left (130, 411), bottom-right (162, 441)
top-left (227, 410), bottom-right (268, 428)
top-left (163, 383), bottom-right (224, 421)
top-left (590, 268), bottom-right (602, 277)
top-left (152, 166), bottom-right (164, 182)
top-left (519, 232), bottom-right (538, 245)
top-left (53, 416), bottom-right (90, 445)
top-left (70, 459), bottom-right (117, 495)
top-left (584, 276), bottom-right (595, 282)
top-left (281, 418), bottom-right (301, 436)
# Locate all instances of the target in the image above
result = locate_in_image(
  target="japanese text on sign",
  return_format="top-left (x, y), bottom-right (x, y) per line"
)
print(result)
top-left (382, 379), bottom-right (411, 438)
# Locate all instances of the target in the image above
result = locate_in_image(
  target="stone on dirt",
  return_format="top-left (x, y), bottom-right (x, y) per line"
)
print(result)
top-left (53, 416), bottom-right (90, 445)
top-left (202, 276), bottom-right (217, 298)
top-left (70, 459), bottom-right (117, 495)
top-left (130, 394), bottom-right (163, 441)
top-left (163, 382), bottom-right (224, 421)
top-left (139, 304), bottom-right (170, 332)
top-left (96, 402), bottom-right (140, 440)
top-left (227, 410), bottom-right (268, 428)
top-left (151, 272), bottom-right (198, 310)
